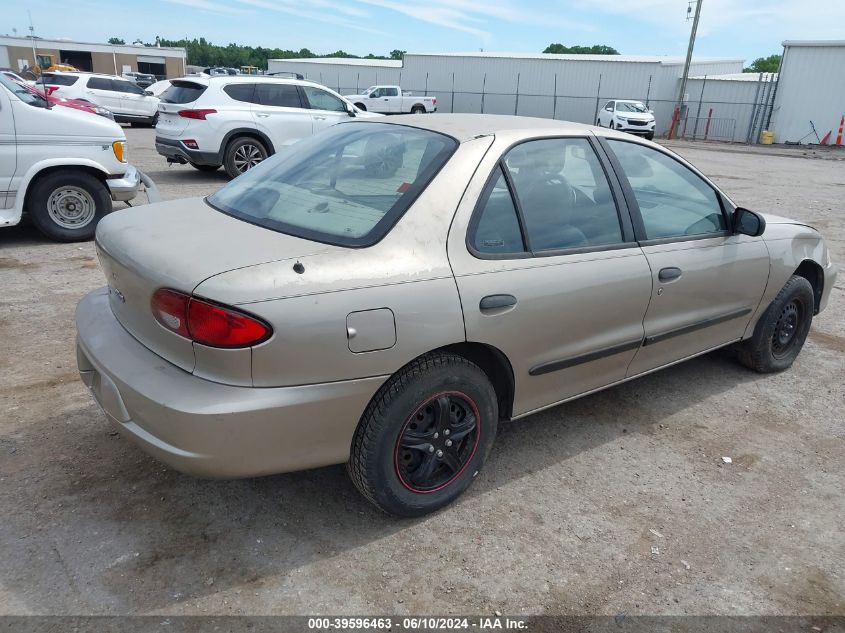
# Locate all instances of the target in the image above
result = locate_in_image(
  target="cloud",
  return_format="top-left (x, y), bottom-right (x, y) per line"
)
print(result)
top-left (234, 0), bottom-right (383, 34)
top-left (161, 0), bottom-right (249, 15)
top-left (354, 0), bottom-right (491, 39)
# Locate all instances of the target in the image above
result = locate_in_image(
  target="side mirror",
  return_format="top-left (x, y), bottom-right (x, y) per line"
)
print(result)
top-left (648, 109), bottom-right (654, 115)
top-left (345, 103), bottom-right (357, 117)
top-left (733, 207), bottom-right (766, 237)
top-left (368, 93), bottom-right (377, 99)
top-left (605, 106), bottom-right (613, 111)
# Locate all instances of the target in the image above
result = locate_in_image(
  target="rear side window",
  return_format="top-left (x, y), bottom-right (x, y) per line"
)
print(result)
top-left (301, 86), bottom-right (346, 112)
top-left (161, 81), bottom-right (208, 104)
top-left (114, 80), bottom-right (145, 95)
top-left (470, 167), bottom-right (525, 255)
top-left (255, 83), bottom-right (302, 108)
top-left (44, 74), bottom-right (78, 86)
top-left (87, 77), bottom-right (113, 90)
top-left (223, 83), bottom-right (257, 103)
top-left (208, 122), bottom-right (457, 248)
top-left (385, 87), bottom-right (399, 97)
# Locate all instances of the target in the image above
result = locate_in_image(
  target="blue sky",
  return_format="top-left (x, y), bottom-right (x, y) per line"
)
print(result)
top-left (3, 0), bottom-right (844, 62)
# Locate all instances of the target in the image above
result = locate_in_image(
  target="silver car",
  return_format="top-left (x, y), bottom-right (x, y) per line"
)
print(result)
top-left (76, 115), bottom-right (837, 516)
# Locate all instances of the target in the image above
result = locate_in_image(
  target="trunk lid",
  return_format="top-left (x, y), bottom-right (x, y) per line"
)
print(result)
top-left (95, 198), bottom-right (336, 373)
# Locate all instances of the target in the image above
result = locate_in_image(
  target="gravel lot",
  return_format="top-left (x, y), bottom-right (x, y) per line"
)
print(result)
top-left (1, 127), bottom-right (843, 617)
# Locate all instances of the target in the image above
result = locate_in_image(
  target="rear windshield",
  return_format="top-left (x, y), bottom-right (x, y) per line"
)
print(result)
top-left (43, 74), bottom-right (78, 86)
top-left (160, 81), bottom-right (207, 104)
top-left (207, 122), bottom-right (457, 247)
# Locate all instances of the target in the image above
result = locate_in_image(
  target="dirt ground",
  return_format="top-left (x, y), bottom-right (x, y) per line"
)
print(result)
top-left (0, 128), bottom-right (843, 617)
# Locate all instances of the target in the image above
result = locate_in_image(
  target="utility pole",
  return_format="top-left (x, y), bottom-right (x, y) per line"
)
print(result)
top-left (672, 0), bottom-right (702, 138)
top-left (27, 11), bottom-right (38, 70)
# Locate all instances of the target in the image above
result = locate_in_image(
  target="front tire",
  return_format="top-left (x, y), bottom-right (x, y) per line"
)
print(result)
top-left (224, 137), bottom-right (268, 179)
top-left (737, 275), bottom-right (814, 373)
top-left (354, 102), bottom-right (367, 111)
top-left (348, 352), bottom-right (498, 517)
top-left (27, 171), bottom-right (112, 242)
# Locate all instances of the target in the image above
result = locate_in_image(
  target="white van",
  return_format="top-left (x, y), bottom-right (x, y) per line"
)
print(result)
top-left (0, 72), bottom-right (156, 241)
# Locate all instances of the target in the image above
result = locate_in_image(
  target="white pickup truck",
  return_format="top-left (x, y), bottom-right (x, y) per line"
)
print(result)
top-left (344, 86), bottom-right (437, 114)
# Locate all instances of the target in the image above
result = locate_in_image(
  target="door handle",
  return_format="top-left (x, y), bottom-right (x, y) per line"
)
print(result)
top-left (658, 267), bottom-right (682, 282)
top-left (314, 115), bottom-right (327, 120)
top-left (480, 294), bottom-right (517, 312)
top-left (256, 113), bottom-right (270, 118)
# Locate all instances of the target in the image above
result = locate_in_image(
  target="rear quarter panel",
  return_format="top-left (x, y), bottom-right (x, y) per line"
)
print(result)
top-left (194, 134), bottom-right (496, 387)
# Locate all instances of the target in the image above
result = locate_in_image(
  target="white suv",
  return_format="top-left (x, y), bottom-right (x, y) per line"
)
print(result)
top-left (154, 76), bottom-right (381, 178)
top-left (40, 72), bottom-right (160, 126)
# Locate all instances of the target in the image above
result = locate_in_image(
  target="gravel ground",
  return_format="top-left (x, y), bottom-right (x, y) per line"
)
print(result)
top-left (0, 128), bottom-right (843, 617)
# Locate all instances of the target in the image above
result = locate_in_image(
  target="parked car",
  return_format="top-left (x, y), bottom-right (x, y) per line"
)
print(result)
top-left (597, 99), bottom-right (656, 139)
top-left (76, 115), bottom-right (836, 516)
top-left (154, 75), bottom-right (381, 178)
top-left (345, 85), bottom-right (437, 114)
top-left (122, 71), bottom-right (157, 88)
top-left (0, 72), bottom-right (157, 241)
top-left (40, 71), bottom-right (159, 126)
top-left (145, 79), bottom-right (172, 98)
top-left (1, 69), bottom-right (114, 119)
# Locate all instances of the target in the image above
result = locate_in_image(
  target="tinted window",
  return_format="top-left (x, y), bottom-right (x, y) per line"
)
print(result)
top-left (504, 138), bottom-right (622, 251)
top-left (114, 80), bottom-right (145, 95)
top-left (223, 83), bottom-right (257, 103)
top-left (385, 87), bottom-right (399, 97)
top-left (0, 73), bottom-right (46, 107)
top-left (301, 86), bottom-right (346, 112)
top-left (43, 74), bottom-right (78, 86)
top-left (607, 140), bottom-right (726, 240)
top-left (208, 123), bottom-right (457, 247)
top-left (470, 167), bottom-right (525, 255)
top-left (255, 83), bottom-right (302, 108)
top-left (161, 81), bottom-right (207, 104)
top-left (605, 101), bottom-right (614, 110)
top-left (87, 77), bottom-right (113, 90)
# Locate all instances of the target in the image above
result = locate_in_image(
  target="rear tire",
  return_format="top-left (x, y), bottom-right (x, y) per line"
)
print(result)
top-left (737, 275), bottom-right (814, 373)
top-left (224, 137), bottom-right (268, 179)
top-left (348, 352), bottom-right (498, 517)
top-left (190, 163), bottom-right (221, 172)
top-left (411, 105), bottom-right (426, 114)
top-left (27, 171), bottom-right (112, 242)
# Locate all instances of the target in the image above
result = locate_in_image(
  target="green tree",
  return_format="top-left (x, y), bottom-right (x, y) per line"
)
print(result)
top-left (108, 37), bottom-right (125, 45)
top-left (744, 54), bottom-right (781, 73)
top-left (390, 49), bottom-right (406, 60)
top-left (543, 43), bottom-right (619, 55)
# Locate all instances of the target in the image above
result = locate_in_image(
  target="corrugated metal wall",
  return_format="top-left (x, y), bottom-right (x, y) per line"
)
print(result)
top-left (771, 43), bottom-right (845, 143)
top-left (269, 55), bottom-right (744, 132)
top-left (682, 75), bottom-right (777, 142)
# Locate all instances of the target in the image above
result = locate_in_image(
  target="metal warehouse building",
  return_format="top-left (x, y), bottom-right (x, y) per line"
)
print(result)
top-left (769, 40), bottom-right (845, 144)
top-left (0, 36), bottom-right (187, 79)
top-left (269, 52), bottom-right (743, 134)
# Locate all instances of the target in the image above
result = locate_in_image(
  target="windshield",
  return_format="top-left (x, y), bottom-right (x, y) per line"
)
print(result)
top-left (208, 122), bottom-right (458, 247)
top-left (617, 102), bottom-right (648, 113)
top-left (0, 74), bottom-right (47, 107)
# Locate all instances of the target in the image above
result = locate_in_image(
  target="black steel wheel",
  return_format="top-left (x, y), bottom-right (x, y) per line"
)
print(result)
top-left (348, 352), bottom-right (498, 517)
top-left (738, 274), bottom-right (814, 373)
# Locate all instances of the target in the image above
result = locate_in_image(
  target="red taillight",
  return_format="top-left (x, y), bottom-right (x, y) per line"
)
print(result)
top-left (433, 97), bottom-right (437, 105)
top-left (177, 109), bottom-right (217, 120)
top-left (182, 139), bottom-right (199, 149)
top-left (151, 289), bottom-right (271, 348)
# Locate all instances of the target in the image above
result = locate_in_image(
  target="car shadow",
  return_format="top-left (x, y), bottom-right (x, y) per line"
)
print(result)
top-left (1, 347), bottom-right (768, 613)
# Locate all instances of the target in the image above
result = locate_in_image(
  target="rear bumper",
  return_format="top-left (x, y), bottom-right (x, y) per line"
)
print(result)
top-left (155, 136), bottom-right (221, 166)
top-left (75, 288), bottom-right (386, 478)
top-left (107, 164), bottom-right (140, 202)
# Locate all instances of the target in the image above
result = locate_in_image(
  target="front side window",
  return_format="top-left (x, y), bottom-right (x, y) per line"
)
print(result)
top-left (115, 80), bottom-right (144, 95)
top-left (255, 83), bottom-right (302, 108)
top-left (470, 166), bottom-right (525, 255)
top-left (605, 101), bottom-right (615, 111)
top-left (504, 138), bottom-right (623, 252)
top-left (208, 122), bottom-right (457, 247)
top-left (607, 140), bottom-right (726, 240)
top-left (301, 86), bottom-right (346, 112)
